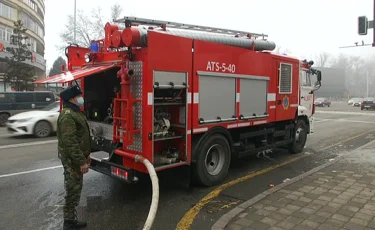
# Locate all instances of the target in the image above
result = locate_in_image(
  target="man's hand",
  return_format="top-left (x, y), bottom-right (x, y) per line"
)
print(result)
top-left (80, 163), bottom-right (89, 174)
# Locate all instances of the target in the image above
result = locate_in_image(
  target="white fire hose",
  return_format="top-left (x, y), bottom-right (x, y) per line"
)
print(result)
top-left (135, 155), bottom-right (159, 230)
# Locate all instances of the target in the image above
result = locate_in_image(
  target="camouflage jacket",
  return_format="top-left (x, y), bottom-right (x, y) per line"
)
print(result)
top-left (57, 102), bottom-right (91, 167)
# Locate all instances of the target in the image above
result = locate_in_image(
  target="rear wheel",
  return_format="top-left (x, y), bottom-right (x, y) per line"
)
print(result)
top-left (192, 134), bottom-right (231, 186)
top-left (34, 121), bottom-right (52, 138)
top-left (0, 113), bottom-right (10, 127)
top-left (288, 119), bottom-right (307, 154)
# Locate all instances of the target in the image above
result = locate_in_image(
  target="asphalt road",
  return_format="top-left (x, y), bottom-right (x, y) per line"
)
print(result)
top-left (0, 128), bottom-right (56, 146)
top-left (1, 102), bottom-right (375, 230)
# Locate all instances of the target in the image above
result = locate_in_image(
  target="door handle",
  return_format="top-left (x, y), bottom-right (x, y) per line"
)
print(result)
top-left (277, 100), bottom-right (282, 105)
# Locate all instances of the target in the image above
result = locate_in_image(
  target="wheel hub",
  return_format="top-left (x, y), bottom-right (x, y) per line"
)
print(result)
top-left (36, 122), bottom-right (50, 137)
top-left (205, 144), bottom-right (225, 176)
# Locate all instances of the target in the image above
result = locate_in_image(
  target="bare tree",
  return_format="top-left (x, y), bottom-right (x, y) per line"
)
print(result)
top-left (111, 3), bottom-right (123, 21)
top-left (314, 52), bottom-right (332, 67)
top-left (58, 4), bottom-right (123, 51)
top-left (330, 54), bottom-right (369, 96)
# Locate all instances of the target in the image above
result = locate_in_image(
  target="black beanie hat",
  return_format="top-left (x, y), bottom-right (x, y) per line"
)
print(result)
top-left (60, 85), bottom-right (83, 101)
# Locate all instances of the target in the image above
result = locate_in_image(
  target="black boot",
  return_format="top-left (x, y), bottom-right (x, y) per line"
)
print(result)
top-left (63, 219), bottom-right (77, 230)
top-left (73, 209), bottom-right (87, 228)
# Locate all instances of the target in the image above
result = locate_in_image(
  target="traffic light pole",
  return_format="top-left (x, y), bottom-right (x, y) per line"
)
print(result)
top-left (373, 0), bottom-right (375, 46)
top-left (355, 0), bottom-right (375, 46)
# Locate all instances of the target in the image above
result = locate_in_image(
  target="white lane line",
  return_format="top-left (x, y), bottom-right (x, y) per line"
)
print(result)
top-left (316, 118), bottom-right (375, 124)
top-left (0, 165), bottom-right (62, 178)
top-left (0, 140), bottom-right (57, 150)
top-left (315, 119), bottom-right (329, 123)
top-left (316, 111), bottom-right (375, 116)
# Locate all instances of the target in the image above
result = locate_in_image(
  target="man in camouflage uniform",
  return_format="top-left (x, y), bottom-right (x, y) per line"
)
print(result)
top-left (57, 85), bottom-right (91, 230)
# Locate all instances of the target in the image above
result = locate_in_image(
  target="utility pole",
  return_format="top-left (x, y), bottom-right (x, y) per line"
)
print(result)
top-left (367, 70), bottom-right (369, 97)
top-left (73, 0), bottom-right (76, 43)
top-left (373, 0), bottom-right (375, 46)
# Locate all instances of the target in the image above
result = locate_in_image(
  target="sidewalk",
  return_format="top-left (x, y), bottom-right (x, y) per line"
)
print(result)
top-left (212, 141), bottom-right (375, 230)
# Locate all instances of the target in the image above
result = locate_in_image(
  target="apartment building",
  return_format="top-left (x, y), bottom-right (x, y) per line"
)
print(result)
top-left (0, 0), bottom-right (46, 91)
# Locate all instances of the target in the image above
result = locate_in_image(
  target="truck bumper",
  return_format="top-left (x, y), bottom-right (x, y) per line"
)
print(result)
top-left (89, 156), bottom-right (138, 183)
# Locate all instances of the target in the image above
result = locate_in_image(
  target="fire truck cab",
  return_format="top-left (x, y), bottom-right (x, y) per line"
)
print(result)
top-left (35, 16), bottom-right (322, 187)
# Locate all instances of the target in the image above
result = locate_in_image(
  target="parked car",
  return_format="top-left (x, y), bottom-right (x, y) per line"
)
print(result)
top-left (361, 97), bottom-right (375, 110)
top-left (351, 98), bottom-right (362, 107)
top-left (0, 91), bottom-right (57, 127)
top-left (348, 97), bottom-right (362, 106)
top-left (6, 101), bottom-right (60, 138)
top-left (314, 97), bottom-right (331, 107)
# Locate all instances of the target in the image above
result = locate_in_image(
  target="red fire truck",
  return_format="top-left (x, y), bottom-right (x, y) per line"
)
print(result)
top-left (35, 16), bottom-right (322, 187)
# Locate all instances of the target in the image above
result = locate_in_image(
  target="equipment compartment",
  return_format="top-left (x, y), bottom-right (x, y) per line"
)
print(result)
top-left (83, 67), bottom-right (120, 141)
top-left (153, 71), bottom-right (188, 167)
top-left (239, 77), bottom-right (269, 119)
top-left (197, 72), bottom-right (237, 124)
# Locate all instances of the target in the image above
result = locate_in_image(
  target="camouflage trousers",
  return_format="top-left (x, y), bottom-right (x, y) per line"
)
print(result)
top-left (61, 159), bottom-right (83, 221)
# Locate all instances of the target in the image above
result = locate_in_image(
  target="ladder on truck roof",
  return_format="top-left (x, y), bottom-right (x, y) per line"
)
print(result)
top-left (113, 16), bottom-right (268, 39)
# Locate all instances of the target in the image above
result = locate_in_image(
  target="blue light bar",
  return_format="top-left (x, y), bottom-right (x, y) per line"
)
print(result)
top-left (90, 42), bottom-right (99, 52)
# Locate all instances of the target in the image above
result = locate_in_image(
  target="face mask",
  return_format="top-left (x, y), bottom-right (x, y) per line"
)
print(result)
top-left (76, 96), bottom-right (84, 106)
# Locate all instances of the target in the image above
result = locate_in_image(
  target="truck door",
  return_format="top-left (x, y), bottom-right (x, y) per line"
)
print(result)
top-left (299, 69), bottom-right (314, 116)
top-left (275, 61), bottom-right (297, 121)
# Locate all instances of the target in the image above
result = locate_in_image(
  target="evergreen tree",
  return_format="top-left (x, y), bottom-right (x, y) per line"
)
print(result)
top-left (49, 56), bottom-right (66, 77)
top-left (4, 20), bottom-right (35, 91)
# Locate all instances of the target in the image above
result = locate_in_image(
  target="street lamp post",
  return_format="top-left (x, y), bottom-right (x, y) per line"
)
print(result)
top-left (73, 0), bottom-right (76, 43)
top-left (367, 70), bottom-right (369, 97)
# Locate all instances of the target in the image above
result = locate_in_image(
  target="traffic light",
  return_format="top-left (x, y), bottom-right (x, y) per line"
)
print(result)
top-left (358, 16), bottom-right (368, 35)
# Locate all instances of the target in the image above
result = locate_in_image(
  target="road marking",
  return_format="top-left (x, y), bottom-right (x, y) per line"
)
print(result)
top-left (315, 119), bottom-right (329, 123)
top-left (0, 140), bottom-right (57, 150)
top-left (175, 156), bottom-right (305, 230)
top-left (176, 128), bottom-right (375, 229)
top-left (319, 128), bottom-right (375, 151)
top-left (316, 111), bottom-right (375, 116)
top-left (0, 165), bottom-right (62, 178)
top-left (316, 118), bottom-right (375, 124)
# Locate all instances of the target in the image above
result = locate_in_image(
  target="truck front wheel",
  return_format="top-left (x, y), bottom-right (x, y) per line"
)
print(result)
top-left (193, 134), bottom-right (231, 187)
top-left (288, 119), bottom-right (308, 154)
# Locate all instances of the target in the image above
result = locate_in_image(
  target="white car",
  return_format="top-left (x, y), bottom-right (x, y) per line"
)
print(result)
top-left (6, 101), bottom-right (60, 138)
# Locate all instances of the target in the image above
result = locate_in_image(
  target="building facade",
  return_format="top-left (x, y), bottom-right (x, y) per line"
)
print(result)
top-left (0, 0), bottom-right (46, 91)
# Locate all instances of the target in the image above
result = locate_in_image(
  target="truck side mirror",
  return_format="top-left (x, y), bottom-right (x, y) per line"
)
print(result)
top-left (317, 72), bottom-right (322, 82)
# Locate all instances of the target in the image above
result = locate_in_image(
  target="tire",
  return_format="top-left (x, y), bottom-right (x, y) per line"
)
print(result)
top-left (288, 119), bottom-right (308, 154)
top-left (0, 113), bottom-right (10, 127)
top-left (192, 134), bottom-right (231, 187)
top-left (33, 120), bottom-right (52, 138)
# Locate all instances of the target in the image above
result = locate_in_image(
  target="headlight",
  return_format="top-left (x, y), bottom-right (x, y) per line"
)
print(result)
top-left (17, 118), bottom-right (31, 123)
top-left (84, 53), bottom-right (91, 62)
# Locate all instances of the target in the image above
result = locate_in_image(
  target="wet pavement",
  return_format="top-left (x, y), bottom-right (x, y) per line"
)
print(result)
top-left (221, 141), bottom-right (375, 230)
top-left (1, 102), bottom-right (375, 230)
top-left (0, 127), bottom-right (56, 146)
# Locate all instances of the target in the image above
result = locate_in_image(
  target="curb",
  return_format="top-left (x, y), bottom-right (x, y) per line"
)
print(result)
top-left (211, 139), bottom-right (375, 230)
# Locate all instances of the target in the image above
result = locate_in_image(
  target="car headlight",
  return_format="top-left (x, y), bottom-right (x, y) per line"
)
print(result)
top-left (17, 118), bottom-right (31, 123)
